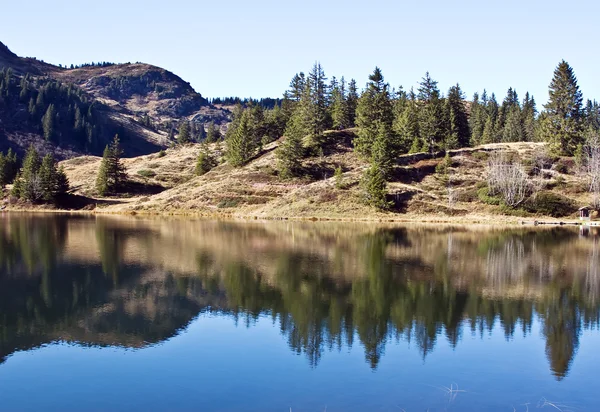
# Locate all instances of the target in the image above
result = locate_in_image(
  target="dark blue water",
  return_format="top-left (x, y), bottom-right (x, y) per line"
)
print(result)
top-left (0, 215), bottom-right (599, 411)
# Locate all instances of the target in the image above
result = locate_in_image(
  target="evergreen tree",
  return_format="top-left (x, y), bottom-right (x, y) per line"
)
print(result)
top-left (502, 105), bottom-right (524, 142)
top-left (360, 163), bottom-right (389, 210)
top-left (346, 79), bottom-right (359, 127)
top-left (541, 60), bottom-right (584, 155)
top-left (195, 144), bottom-right (215, 175)
top-left (417, 72), bottom-right (445, 153)
top-left (96, 135), bottom-right (126, 196)
top-left (38, 154), bottom-right (67, 202)
top-left (42, 104), bottom-right (56, 141)
top-left (355, 67), bottom-right (394, 159)
top-left (276, 109), bottom-right (305, 178)
top-left (330, 77), bottom-right (348, 130)
top-left (469, 93), bottom-right (485, 145)
top-left (304, 62), bottom-right (330, 139)
top-left (0, 153), bottom-right (5, 187)
top-left (522, 92), bottom-right (537, 141)
top-left (206, 121), bottom-right (221, 142)
top-left (446, 84), bottom-right (470, 148)
top-left (177, 121), bottom-right (191, 144)
top-left (226, 109), bottom-right (256, 167)
top-left (393, 89), bottom-right (419, 153)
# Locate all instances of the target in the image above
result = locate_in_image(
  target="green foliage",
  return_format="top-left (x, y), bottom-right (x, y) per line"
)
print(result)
top-left (225, 108), bottom-right (259, 167)
top-left (205, 122), bottom-right (221, 143)
top-left (195, 145), bottom-right (216, 176)
top-left (10, 146), bottom-right (68, 203)
top-left (417, 72), bottom-right (446, 153)
top-left (42, 104), bottom-right (56, 141)
top-left (360, 164), bottom-right (390, 210)
top-left (276, 111), bottom-right (305, 178)
top-left (0, 149), bottom-right (18, 187)
top-left (435, 153), bottom-right (452, 175)
top-left (477, 186), bottom-right (501, 205)
top-left (355, 67), bottom-right (395, 159)
top-left (334, 166), bottom-right (344, 189)
top-left (539, 60), bottom-right (584, 155)
top-left (137, 169), bottom-right (156, 178)
top-left (96, 135), bottom-right (126, 196)
top-left (157, 149), bottom-right (166, 158)
top-left (177, 121), bottom-right (191, 144)
top-left (523, 192), bottom-right (577, 217)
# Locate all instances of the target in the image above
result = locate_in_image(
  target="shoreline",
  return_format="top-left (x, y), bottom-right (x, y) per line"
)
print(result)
top-left (0, 205), bottom-right (586, 227)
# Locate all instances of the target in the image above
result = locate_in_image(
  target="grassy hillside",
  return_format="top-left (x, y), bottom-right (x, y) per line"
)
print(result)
top-left (2, 129), bottom-right (587, 222)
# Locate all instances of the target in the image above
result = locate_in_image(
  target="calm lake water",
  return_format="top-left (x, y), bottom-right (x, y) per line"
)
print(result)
top-left (0, 215), bottom-right (599, 411)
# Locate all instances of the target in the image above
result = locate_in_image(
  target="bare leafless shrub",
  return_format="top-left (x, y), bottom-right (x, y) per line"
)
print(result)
top-left (486, 153), bottom-right (531, 207)
top-left (584, 130), bottom-right (600, 209)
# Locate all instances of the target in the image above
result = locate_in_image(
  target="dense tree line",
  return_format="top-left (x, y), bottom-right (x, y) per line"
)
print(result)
top-left (210, 97), bottom-right (283, 109)
top-left (10, 145), bottom-right (68, 203)
top-left (0, 149), bottom-right (19, 188)
top-left (0, 68), bottom-right (128, 153)
top-left (220, 60), bottom-right (600, 209)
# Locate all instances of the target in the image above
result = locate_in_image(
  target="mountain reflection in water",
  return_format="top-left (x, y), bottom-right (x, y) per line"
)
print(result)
top-left (0, 214), bottom-right (599, 381)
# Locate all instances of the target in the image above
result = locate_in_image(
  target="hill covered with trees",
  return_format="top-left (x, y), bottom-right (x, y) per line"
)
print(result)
top-left (2, 53), bottom-right (600, 220)
top-left (0, 41), bottom-right (230, 159)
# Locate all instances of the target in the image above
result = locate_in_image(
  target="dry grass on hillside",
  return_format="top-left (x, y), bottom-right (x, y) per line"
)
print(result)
top-left (18, 131), bottom-right (590, 222)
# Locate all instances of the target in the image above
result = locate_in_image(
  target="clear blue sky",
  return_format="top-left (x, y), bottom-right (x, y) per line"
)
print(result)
top-left (2, 0), bottom-right (598, 105)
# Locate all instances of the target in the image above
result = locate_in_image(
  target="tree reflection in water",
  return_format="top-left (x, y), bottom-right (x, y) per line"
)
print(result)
top-left (0, 215), bottom-right (599, 379)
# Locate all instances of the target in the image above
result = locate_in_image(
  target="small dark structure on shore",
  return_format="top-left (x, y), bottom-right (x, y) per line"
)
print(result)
top-left (579, 206), bottom-right (593, 222)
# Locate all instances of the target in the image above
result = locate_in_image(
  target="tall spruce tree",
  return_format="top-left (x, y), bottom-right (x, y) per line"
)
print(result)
top-left (393, 89), bottom-right (420, 153)
top-left (276, 109), bottom-right (305, 178)
top-left (177, 121), bottom-right (191, 144)
top-left (541, 60), bottom-right (584, 155)
top-left (226, 109), bottom-right (257, 167)
top-left (355, 67), bottom-right (394, 160)
top-left (346, 79), bottom-right (359, 127)
top-left (446, 84), bottom-right (470, 148)
top-left (417, 72), bottom-right (445, 153)
top-left (96, 135), bottom-right (126, 196)
top-left (42, 104), bottom-right (56, 141)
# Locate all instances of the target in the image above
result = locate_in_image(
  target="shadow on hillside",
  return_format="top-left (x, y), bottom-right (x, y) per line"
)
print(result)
top-left (387, 190), bottom-right (417, 213)
top-left (55, 194), bottom-right (127, 210)
top-left (389, 160), bottom-right (438, 184)
top-left (120, 180), bottom-right (165, 196)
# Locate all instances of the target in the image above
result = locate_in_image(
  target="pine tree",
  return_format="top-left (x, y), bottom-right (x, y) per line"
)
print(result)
top-left (42, 104), bottom-right (56, 141)
top-left (177, 121), bottom-right (191, 144)
top-left (0, 153), bottom-right (5, 187)
top-left (360, 163), bottom-right (389, 210)
top-left (330, 77), bottom-right (348, 130)
top-left (393, 91), bottom-right (420, 154)
top-left (206, 121), bottom-right (221, 142)
top-left (19, 145), bottom-right (42, 202)
top-left (226, 109), bottom-right (256, 167)
top-left (469, 93), bottom-right (485, 145)
top-left (346, 79), bottom-right (359, 127)
top-left (541, 60), bottom-right (584, 155)
top-left (96, 135), bottom-right (126, 196)
top-left (446, 84), bottom-right (470, 148)
top-left (304, 62), bottom-right (330, 140)
top-left (355, 67), bottom-right (394, 159)
top-left (502, 105), bottom-right (524, 142)
top-left (276, 109), bottom-right (305, 178)
top-left (522, 92), bottom-right (537, 141)
top-left (195, 144), bottom-right (215, 175)
top-left (96, 145), bottom-right (111, 196)
top-left (417, 72), bottom-right (445, 153)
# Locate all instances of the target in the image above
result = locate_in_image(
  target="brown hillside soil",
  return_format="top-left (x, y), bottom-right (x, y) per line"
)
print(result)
top-left (1, 130), bottom-right (592, 224)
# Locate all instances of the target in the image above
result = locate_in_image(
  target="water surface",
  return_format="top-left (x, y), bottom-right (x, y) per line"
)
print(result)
top-left (0, 215), bottom-right (599, 411)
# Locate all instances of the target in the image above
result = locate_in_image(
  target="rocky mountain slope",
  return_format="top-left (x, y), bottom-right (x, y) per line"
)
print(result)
top-left (0, 41), bottom-right (229, 158)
